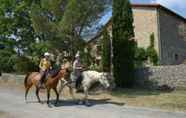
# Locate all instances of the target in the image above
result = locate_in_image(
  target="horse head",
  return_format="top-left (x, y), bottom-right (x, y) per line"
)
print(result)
top-left (99, 72), bottom-right (111, 89)
top-left (59, 64), bottom-right (71, 80)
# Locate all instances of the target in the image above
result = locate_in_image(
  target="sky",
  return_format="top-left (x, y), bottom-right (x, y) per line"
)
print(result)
top-left (131, 0), bottom-right (186, 18)
top-left (86, 0), bottom-right (186, 40)
top-left (100, 0), bottom-right (186, 26)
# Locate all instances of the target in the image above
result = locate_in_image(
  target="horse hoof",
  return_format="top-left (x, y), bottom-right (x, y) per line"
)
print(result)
top-left (78, 101), bottom-right (83, 105)
top-left (47, 103), bottom-right (53, 108)
top-left (54, 103), bottom-right (58, 106)
top-left (85, 102), bottom-right (91, 107)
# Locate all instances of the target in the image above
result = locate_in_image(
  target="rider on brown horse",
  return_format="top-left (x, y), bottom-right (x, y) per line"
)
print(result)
top-left (38, 52), bottom-right (51, 88)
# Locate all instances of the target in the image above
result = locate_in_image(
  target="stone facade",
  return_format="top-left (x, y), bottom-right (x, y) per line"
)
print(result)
top-left (87, 20), bottom-right (112, 64)
top-left (159, 8), bottom-right (186, 65)
top-left (132, 4), bottom-right (186, 65)
top-left (135, 64), bottom-right (186, 89)
top-left (88, 4), bottom-right (186, 65)
top-left (132, 7), bottom-right (160, 55)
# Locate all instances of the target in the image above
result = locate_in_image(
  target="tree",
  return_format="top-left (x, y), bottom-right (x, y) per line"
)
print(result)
top-left (146, 33), bottom-right (158, 65)
top-left (30, 0), bottom-right (109, 57)
top-left (0, 0), bottom-right (36, 55)
top-left (0, 0), bottom-right (46, 72)
top-left (0, 0), bottom-right (110, 72)
top-left (113, 0), bottom-right (135, 87)
top-left (101, 28), bottom-right (111, 72)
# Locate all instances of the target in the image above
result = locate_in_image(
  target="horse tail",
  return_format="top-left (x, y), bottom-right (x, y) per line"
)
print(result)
top-left (24, 73), bottom-right (30, 88)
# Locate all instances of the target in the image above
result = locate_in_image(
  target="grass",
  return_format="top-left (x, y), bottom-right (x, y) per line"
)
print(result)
top-left (0, 111), bottom-right (11, 118)
top-left (109, 88), bottom-right (186, 112)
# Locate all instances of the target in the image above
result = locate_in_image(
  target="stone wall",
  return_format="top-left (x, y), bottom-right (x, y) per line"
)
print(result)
top-left (135, 64), bottom-right (186, 89)
top-left (0, 73), bottom-right (25, 85)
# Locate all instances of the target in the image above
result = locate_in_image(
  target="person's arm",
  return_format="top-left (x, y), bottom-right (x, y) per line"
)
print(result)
top-left (48, 61), bottom-right (52, 69)
top-left (73, 61), bottom-right (81, 70)
top-left (76, 66), bottom-right (82, 70)
top-left (76, 63), bottom-right (82, 70)
top-left (39, 59), bottom-right (43, 69)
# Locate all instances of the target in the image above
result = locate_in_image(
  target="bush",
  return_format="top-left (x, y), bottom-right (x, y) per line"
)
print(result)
top-left (13, 56), bottom-right (38, 73)
top-left (0, 50), bottom-right (15, 72)
top-left (135, 47), bottom-right (148, 68)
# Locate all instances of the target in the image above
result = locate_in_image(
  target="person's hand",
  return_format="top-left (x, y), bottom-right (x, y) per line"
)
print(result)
top-left (77, 67), bottom-right (82, 70)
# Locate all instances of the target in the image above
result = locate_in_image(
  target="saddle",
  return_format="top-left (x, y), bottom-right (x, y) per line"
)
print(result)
top-left (48, 67), bottom-right (61, 78)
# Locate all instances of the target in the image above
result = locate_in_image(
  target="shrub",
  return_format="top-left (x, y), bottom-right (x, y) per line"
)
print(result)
top-left (14, 56), bottom-right (38, 73)
top-left (0, 50), bottom-right (15, 72)
top-left (135, 47), bottom-right (148, 68)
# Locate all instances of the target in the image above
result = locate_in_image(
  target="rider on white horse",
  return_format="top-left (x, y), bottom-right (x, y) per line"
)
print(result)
top-left (72, 51), bottom-right (83, 90)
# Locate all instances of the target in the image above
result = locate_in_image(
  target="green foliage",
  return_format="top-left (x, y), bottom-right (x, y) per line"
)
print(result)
top-left (101, 28), bottom-right (111, 72)
top-left (13, 56), bottom-right (38, 73)
top-left (0, 0), bottom-right (109, 73)
top-left (31, 0), bottom-right (108, 57)
top-left (0, 50), bottom-right (16, 72)
top-left (146, 33), bottom-right (158, 65)
top-left (113, 0), bottom-right (135, 88)
top-left (134, 47), bottom-right (148, 68)
top-left (89, 63), bottom-right (102, 72)
top-left (0, 0), bottom-right (35, 55)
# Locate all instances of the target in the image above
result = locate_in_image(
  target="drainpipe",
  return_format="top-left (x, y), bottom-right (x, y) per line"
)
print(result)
top-left (157, 8), bottom-right (162, 65)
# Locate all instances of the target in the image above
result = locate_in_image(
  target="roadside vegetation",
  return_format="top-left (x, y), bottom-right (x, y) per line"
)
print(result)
top-left (110, 89), bottom-right (186, 112)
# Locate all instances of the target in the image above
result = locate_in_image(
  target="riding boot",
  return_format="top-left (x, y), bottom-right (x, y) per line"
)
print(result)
top-left (37, 80), bottom-right (42, 88)
top-left (75, 77), bottom-right (83, 93)
top-left (38, 79), bottom-right (45, 89)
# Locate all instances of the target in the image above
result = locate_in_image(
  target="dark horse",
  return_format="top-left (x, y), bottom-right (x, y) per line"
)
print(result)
top-left (24, 66), bottom-right (70, 105)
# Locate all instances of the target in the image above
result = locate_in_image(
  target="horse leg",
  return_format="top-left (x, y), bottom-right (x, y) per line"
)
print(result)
top-left (84, 87), bottom-right (90, 106)
top-left (36, 87), bottom-right (41, 103)
top-left (68, 84), bottom-right (76, 101)
top-left (47, 89), bottom-right (50, 104)
top-left (25, 86), bottom-right (31, 102)
top-left (58, 80), bottom-right (66, 95)
top-left (53, 88), bottom-right (59, 106)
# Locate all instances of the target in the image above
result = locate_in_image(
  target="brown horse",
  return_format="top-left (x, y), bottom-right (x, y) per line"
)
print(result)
top-left (24, 66), bottom-right (70, 105)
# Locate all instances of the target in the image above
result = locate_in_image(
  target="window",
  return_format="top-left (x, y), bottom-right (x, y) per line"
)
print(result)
top-left (175, 54), bottom-right (178, 61)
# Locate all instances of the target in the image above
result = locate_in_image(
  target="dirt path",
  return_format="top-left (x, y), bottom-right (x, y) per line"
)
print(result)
top-left (0, 85), bottom-right (186, 118)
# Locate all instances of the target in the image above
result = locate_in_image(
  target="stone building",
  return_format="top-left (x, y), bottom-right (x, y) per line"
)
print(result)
top-left (88, 4), bottom-right (186, 65)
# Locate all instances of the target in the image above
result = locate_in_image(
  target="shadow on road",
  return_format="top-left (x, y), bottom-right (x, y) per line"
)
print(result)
top-left (26, 98), bottom-right (125, 107)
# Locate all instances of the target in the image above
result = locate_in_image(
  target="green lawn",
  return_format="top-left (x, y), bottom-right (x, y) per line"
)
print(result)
top-left (109, 89), bottom-right (186, 112)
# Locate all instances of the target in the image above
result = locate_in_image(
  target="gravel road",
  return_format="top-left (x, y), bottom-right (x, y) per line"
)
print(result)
top-left (0, 86), bottom-right (186, 118)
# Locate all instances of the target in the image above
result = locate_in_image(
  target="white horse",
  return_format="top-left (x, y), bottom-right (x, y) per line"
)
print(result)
top-left (59, 70), bottom-right (111, 106)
